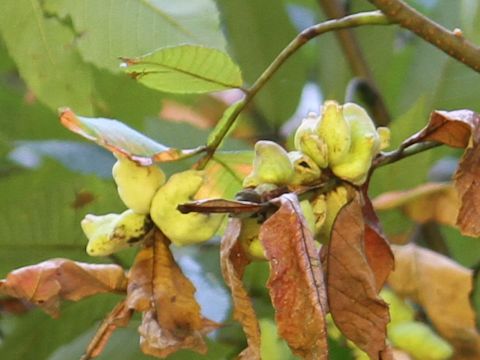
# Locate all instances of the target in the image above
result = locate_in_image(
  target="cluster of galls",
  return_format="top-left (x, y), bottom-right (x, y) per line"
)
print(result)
top-left (80, 100), bottom-right (389, 258)
top-left (239, 101), bottom-right (390, 259)
top-left (81, 158), bottom-right (224, 256)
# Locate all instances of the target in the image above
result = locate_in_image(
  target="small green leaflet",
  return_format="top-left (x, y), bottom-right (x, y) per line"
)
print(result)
top-left (121, 45), bottom-right (243, 94)
top-left (59, 108), bottom-right (195, 165)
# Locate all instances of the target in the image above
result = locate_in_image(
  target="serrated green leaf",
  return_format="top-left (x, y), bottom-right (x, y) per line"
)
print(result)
top-left (122, 45), bottom-right (243, 94)
top-left (44, 0), bottom-right (227, 71)
top-left (59, 108), bottom-right (192, 165)
top-left (0, 0), bottom-right (94, 114)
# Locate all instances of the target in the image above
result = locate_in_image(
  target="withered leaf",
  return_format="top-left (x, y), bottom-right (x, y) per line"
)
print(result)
top-left (178, 198), bottom-right (264, 215)
top-left (361, 190), bottom-right (395, 292)
top-left (373, 182), bottom-right (459, 227)
top-left (388, 244), bottom-right (480, 359)
top-left (127, 230), bottom-right (213, 358)
top-left (220, 217), bottom-right (261, 360)
top-left (326, 194), bottom-right (390, 359)
top-left (403, 109), bottom-right (480, 236)
top-left (82, 300), bottom-right (133, 360)
top-left (260, 194), bottom-right (328, 360)
top-left (0, 259), bottom-right (127, 318)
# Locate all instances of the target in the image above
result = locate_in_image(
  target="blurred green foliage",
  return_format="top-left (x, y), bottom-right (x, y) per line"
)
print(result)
top-left (1, 0), bottom-right (480, 359)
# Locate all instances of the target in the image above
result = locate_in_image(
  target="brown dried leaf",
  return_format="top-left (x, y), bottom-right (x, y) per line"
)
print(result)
top-left (0, 259), bottom-right (127, 318)
top-left (388, 244), bottom-right (480, 359)
top-left (373, 182), bottom-right (460, 227)
top-left (260, 194), bottom-right (328, 360)
top-left (362, 191), bottom-right (395, 292)
top-left (82, 300), bottom-right (133, 360)
top-left (403, 109), bottom-right (480, 236)
top-left (127, 230), bottom-right (213, 357)
top-left (326, 194), bottom-right (390, 359)
top-left (406, 110), bottom-right (478, 148)
top-left (220, 218), bottom-right (261, 360)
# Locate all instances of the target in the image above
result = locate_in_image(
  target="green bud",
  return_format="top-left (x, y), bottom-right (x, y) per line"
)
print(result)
top-left (81, 210), bottom-right (151, 256)
top-left (317, 186), bottom-right (350, 243)
top-left (294, 112), bottom-right (329, 168)
top-left (288, 151), bottom-right (321, 185)
top-left (243, 140), bottom-right (294, 188)
top-left (300, 199), bottom-right (316, 235)
top-left (112, 156), bottom-right (165, 214)
top-left (377, 127), bottom-right (391, 150)
top-left (317, 100), bottom-right (351, 166)
top-left (330, 103), bottom-right (381, 185)
top-left (150, 170), bottom-right (224, 246)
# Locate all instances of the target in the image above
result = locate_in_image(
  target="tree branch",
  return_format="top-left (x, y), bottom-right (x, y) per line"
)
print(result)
top-left (372, 141), bottom-right (441, 168)
top-left (368, 0), bottom-right (480, 72)
top-left (317, 0), bottom-right (391, 126)
top-left (196, 11), bottom-right (391, 170)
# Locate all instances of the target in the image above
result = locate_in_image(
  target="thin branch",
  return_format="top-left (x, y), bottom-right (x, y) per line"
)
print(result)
top-left (373, 141), bottom-right (441, 168)
top-left (368, 0), bottom-right (480, 72)
top-left (317, 0), bottom-right (391, 126)
top-left (196, 11), bottom-right (391, 170)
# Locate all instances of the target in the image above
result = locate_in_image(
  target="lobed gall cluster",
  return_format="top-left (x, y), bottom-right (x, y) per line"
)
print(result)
top-left (241, 101), bottom-right (389, 258)
top-left (81, 157), bottom-right (224, 255)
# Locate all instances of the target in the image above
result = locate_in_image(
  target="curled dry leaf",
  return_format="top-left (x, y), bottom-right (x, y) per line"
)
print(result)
top-left (260, 193), bottom-right (328, 360)
top-left (388, 244), bottom-right (480, 359)
top-left (404, 109), bottom-right (480, 236)
top-left (220, 218), bottom-right (261, 359)
top-left (82, 300), bottom-right (133, 360)
top-left (0, 259), bottom-right (127, 318)
top-left (326, 193), bottom-right (391, 359)
top-left (127, 230), bottom-right (214, 358)
top-left (361, 189), bottom-right (395, 292)
top-left (373, 182), bottom-right (460, 227)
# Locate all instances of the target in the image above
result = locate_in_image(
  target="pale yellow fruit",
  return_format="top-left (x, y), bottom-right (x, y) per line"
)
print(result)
top-left (300, 199), bottom-right (316, 235)
top-left (112, 156), bottom-right (165, 214)
top-left (243, 141), bottom-right (294, 188)
top-left (317, 186), bottom-right (350, 242)
top-left (317, 100), bottom-right (351, 166)
top-left (294, 112), bottom-right (329, 168)
top-left (377, 126), bottom-right (391, 150)
top-left (81, 210), bottom-right (150, 256)
top-left (330, 103), bottom-right (381, 185)
top-left (311, 194), bottom-right (327, 235)
top-left (288, 151), bottom-right (321, 185)
top-left (239, 217), bottom-right (265, 261)
top-left (150, 170), bottom-right (224, 246)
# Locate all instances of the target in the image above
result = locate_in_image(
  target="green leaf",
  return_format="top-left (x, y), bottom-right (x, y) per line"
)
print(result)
top-left (217, 0), bottom-right (308, 128)
top-left (59, 108), bottom-right (190, 165)
top-left (122, 45), bottom-right (243, 94)
top-left (44, 0), bottom-right (227, 72)
top-left (0, 295), bottom-right (122, 360)
top-left (0, 0), bottom-right (94, 114)
top-left (0, 162), bottom-right (123, 277)
top-left (200, 151), bottom-right (253, 200)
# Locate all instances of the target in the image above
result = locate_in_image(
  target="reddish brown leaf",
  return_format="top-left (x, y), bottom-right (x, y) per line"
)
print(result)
top-left (403, 109), bottom-right (480, 236)
top-left (220, 218), bottom-right (261, 360)
top-left (260, 194), bottom-right (328, 359)
top-left (388, 244), bottom-right (480, 359)
top-left (126, 230), bottom-right (212, 357)
top-left (373, 182), bottom-right (460, 227)
top-left (82, 300), bottom-right (133, 360)
top-left (405, 110), bottom-right (478, 148)
top-left (326, 194), bottom-right (390, 359)
top-left (454, 124), bottom-right (480, 237)
top-left (361, 191), bottom-right (395, 292)
top-left (0, 259), bottom-right (127, 317)
top-left (178, 198), bottom-right (264, 215)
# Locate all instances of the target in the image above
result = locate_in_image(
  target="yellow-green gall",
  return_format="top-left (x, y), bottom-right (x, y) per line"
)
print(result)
top-left (150, 170), bottom-right (224, 246)
top-left (112, 156), bottom-right (165, 214)
top-left (243, 140), bottom-right (294, 188)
